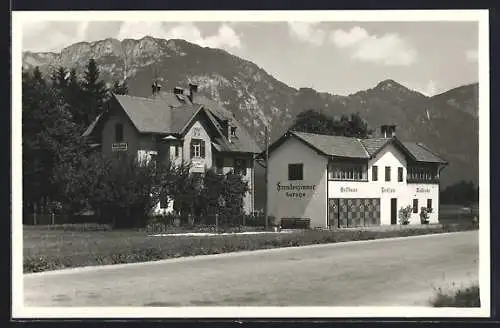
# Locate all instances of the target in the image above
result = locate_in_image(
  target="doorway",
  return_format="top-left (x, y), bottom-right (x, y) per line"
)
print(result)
top-left (391, 198), bottom-right (397, 225)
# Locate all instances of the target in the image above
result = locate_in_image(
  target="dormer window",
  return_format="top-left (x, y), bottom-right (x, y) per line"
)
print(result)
top-left (230, 126), bottom-right (237, 137)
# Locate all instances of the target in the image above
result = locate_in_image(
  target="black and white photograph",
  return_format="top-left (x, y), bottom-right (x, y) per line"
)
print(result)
top-left (12, 10), bottom-right (490, 318)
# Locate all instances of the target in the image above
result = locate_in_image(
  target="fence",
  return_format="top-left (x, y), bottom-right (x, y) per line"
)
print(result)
top-left (145, 213), bottom-right (275, 233)
top-left (24, 213), bottom-right (106, 225)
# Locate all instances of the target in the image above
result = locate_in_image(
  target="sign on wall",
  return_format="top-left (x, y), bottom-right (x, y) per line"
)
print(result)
top-left (277, 182), bottom-right (317, 198)
top-left (191, 158), bottom-right (205, 169)
top-left (112, 142), bottom-right (128, 152)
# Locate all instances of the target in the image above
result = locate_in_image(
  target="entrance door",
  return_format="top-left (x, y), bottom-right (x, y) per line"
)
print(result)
top-left (391, 198), bottom-right (397, 225)
top-left (328, 199), bottom-right (339, 228)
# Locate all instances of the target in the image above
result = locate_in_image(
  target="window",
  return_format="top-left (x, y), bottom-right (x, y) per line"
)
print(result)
top-left (372, 165), bottom-right (378, 181)
top-left (413, 199), bottom-right (419, 213)
top-left (150, 153), bottom-right (158, 169)
top-left (235, 159), bottom-right (246, 175)
top-left (190, 139), bottom-right (205, 158)
top-left (137, 150), bottom-right (157, 167)
top-left (115, 123), bottom-right (124, 142)
top-left (160, 192), bottom-right (168, 209)
top-left (288, 163), bottom-right (303, 181)
top-left (385, 166), bottom-right (391, 182)
top-left (328, 163), bottom-right (366, 181)
top-left (427, 199), bottom-right (432, 210)
top-left (398, 167), bottom-right (403, 182)
top-left (230, 126), bottom-right (237, 137)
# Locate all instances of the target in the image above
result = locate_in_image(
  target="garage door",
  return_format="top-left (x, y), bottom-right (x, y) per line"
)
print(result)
top-left (329, 198), bottom-right (380, 228)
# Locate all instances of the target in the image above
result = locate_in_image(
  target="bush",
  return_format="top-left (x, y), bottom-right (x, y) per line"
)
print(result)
top-left (398, 205), bottom-right (412, 225)
top-left (244, 214), bottom-right (276, 227)
top-left (420, 207), bottom-right (430, 224)
top-left (431, 284), bottom-right (480, 307)
top-left (24, 223), bottom-right (113, 232)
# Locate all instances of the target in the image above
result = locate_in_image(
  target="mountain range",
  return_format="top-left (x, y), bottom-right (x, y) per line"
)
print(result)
top-left (22, 36), bottom-right (479, 189)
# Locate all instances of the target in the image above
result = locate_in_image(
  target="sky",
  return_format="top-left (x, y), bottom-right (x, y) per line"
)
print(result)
top-left (21, 20), bottom-right (479, 96)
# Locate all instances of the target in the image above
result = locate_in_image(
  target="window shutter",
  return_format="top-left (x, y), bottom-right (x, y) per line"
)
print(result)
top-left (190, 141), bottom-right (194, 158)
top-left (200, 140), bottom-right (206, 158)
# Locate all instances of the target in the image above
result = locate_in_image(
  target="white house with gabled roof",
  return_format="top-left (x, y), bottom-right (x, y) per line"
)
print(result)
top-left (82, 83), bottom-right (262, 215)
top-left (266, 125), bottom-right (448, 229)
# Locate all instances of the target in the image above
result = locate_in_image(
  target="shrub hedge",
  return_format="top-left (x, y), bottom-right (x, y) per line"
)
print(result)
top-left (431, 283), bottom-right (480, 307)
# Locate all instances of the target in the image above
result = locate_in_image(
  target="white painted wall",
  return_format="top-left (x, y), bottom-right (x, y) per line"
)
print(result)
top-left (268, 137), bottom-right (328, 228)
top-left (183, 120), bottom-right (212, 173)
top-left (327, 143), bottom-right (439, 226)
top-left (152, 118), bottom-right (256, 216)
top-left (406, 184), bottom-right (439, 224)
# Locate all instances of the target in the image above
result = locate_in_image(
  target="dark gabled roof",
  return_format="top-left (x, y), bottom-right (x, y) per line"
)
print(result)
top-left (192, 93), bottom-right (262, 154)
top-left (114, 94), bottom-right (180, 134)
top-left (83, 92), bottom-right (261, 154)
top-left (170, 104), bottom-right (203, 134)
top-left (290, 131), bottom-right (370, 159)
top-left (266, 130), bottom-right (448, 165)
top-left (402, 142), bottom-right (448, 164)
top-left (360, 138), bottom-right (391, 156)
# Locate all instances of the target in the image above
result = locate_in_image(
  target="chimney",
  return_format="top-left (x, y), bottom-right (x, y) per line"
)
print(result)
top-left (188, 83), bottom-right (198, 102)
top-left (222, 119), bottom-right (232, 142)
top-left (380, 124), bottom-right (396, 138)
top-left (173, 86), bottom-right (184, 95)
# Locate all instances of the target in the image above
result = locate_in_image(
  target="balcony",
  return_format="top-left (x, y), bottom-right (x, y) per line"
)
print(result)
top-left (406, 177), bottom-right (440, 184)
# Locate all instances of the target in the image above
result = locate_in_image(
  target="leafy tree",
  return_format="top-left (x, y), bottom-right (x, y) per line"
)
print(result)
top-left (219, 171), bottom-right (249, 224)
top-left (59, 152), bottom-right (171, 228)
top-left (340, 112), bottom-right (374, 138)
top-left (111, 79), bottom-right (129, 95)
top-left (199, 169), bottom-right (225, 217)
top-left (440, 180), bottom-right (479, 206)
top-left (291, 109), bottom-right (372, 138)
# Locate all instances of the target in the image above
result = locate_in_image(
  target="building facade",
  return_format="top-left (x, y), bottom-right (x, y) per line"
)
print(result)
top-left (267, 127), bottom-right (448, 228)
top-left (83, 83), bottom-right (261, 215)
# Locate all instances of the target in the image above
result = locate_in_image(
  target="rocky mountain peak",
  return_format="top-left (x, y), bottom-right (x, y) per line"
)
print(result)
top-left (21, 37), bottom-right (479, 187)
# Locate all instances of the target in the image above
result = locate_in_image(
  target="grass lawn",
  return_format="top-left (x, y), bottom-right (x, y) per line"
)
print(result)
top-left (23, 221), bottom-right (477, 274)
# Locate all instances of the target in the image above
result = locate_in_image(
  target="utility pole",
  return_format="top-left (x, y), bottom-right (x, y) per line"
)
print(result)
top-left (264, 125), bottom-right (269, 230)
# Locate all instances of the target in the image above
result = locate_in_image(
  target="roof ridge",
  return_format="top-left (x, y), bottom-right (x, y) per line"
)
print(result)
top-left (415, 142), bottom-right (448, 162)
top-left (291, 130), bottom-right (353, 139)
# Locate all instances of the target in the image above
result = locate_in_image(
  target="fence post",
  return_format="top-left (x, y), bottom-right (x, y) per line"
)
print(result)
top-left (216, 214), bottom-right (219, 233)
top-left (51, 212), bottom-right (55, 225)
top-left (33, 203), bottom-right (37, 225)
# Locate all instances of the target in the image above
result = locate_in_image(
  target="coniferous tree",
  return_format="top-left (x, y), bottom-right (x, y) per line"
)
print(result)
top-left (50, 66), bottom-right (68, 90)
top-left (81, 59), bottom-right (108, 128)
top-left (22, 68), bottom-right (81, 215)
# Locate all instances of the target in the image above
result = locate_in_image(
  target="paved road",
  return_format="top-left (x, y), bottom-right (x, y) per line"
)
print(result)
top-left (24, 231), bottom-right (478, 307)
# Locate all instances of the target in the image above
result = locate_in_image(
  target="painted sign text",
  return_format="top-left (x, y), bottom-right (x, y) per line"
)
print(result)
top-left (277, 182), bottom-right (316, 198)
